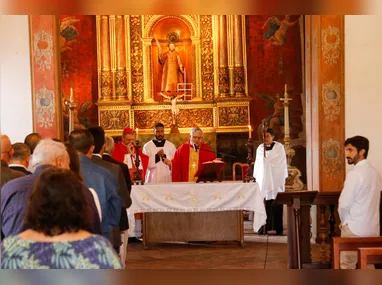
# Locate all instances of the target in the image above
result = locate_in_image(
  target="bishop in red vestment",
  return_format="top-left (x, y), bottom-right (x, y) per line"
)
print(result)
top-left (172, 127), bottom-right (217, 182)
top-left (111, 127), bottom-right (149, 181)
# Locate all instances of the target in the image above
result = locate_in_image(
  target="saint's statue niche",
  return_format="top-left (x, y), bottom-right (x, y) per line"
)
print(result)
top-left (159, 42), bottom-right (184, 93)
top-left (156, 32), bottom-right (185, 95)
top-left (151, 23), bottom-right (193, 102)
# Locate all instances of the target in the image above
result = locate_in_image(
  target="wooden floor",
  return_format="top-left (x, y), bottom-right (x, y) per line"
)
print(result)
top-left (126, 221), bottom-right (321, 269)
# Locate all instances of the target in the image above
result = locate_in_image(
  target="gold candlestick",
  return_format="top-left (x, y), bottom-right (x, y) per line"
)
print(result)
top-left (280, 85), bottom-right (304, 190)
top-left (67, 88), bottom-right (78, 134)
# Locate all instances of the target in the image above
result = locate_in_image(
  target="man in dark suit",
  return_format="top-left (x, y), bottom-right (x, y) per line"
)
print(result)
top-left (88, 127), bottom-right (132, 255)
top-left (103, 135), bottom-right (132, 225)
top-left (103, 134), bottom-right (134, 257)
top-left (9, 143), bottom-right (32, 175)
top-left (1, 134), bottom-right (25, 188)
top-left (69, 129), bottom-right (121, 240)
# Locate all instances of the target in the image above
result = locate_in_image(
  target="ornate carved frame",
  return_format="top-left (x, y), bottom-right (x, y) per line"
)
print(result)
top-left (142, 15), bottom-right (202, 102)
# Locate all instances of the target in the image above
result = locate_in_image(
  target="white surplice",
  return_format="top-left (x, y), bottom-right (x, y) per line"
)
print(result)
top-left (253, 141), bottom-right (288, 200)
top-left (142, 139), bottom-right (176, 183)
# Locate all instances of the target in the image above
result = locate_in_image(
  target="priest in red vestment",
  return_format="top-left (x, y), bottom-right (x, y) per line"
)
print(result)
top-left (112, 127), bottom-right (149, 242)
top-left (112, 127), bottom-right (149, 181)
top-left (172, 127), bottom-right (217, 182)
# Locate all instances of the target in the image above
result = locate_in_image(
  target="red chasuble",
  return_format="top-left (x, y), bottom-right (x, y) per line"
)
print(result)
top-left (111, 142), bottom-right (149, 179)
top-left (171, 141), bottom-right (216, 182)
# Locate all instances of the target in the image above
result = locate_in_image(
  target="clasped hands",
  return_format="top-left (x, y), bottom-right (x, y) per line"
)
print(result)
top-left (157, 149), bottom-right (171, 166)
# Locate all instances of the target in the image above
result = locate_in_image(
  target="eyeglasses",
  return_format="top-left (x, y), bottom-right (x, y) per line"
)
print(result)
top-left (192, 136), bottom-right (202, 139)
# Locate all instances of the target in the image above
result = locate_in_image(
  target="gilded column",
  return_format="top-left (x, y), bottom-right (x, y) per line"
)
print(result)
top-left (227, 15), bottom-right (235, 96)
top-left (98, 15), bottom-right (112, 101)
top-left (125, 15), bottom-right (132, 102)
top-left (109, 16), bottom-right (117, 100)
top-left (242, 15), bottom-right (248, 96)
top-left (233, 15), bottom-right (245, 97)
top-left (218, 15), bottom-right (229, 98)
top-left (115, 15), bottom-right (128, 100)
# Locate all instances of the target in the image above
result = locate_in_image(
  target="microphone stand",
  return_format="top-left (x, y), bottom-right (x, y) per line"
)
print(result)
top-left (132, 139), bottom-right (144, 185)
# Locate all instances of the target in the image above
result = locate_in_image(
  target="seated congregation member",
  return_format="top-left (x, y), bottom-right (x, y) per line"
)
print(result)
top-left (9, 142), bottom-right (32, 175)
top-left (1, 134), bottom-right (24, 188)
top-left (111, 127), bottom-right (149, 181)
top-left (69, 129), bottom-right (121, 239)
top-left (65, 143), bottom-right (102, 222)
top-left (1, 168), bottom-right (122, 269)
top-left (143, 122), bottom-right (176, 184)
top-left (338, 136), bottom-right (381, 269)
top-left (88, 126), bottom-right (132, 254)
top-left (172, 127), bottom-right (217, 182)
top-left (1, 139), bottom-right (101, 237)
top-left (24, 132), bottom-right (42, 172)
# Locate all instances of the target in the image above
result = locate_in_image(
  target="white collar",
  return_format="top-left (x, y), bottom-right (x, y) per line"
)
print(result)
top-left (9, 163), bottom-right (27, 170)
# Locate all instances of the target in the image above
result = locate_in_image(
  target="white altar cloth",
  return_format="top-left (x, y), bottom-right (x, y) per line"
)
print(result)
top-left (128, 181), bottom-right (266, 232)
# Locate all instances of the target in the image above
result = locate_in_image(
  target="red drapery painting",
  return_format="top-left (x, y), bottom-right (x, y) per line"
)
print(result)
top-left (246, 15), bottom-right (303, 141)
top-left (59, 15), bottom-right (98, 139)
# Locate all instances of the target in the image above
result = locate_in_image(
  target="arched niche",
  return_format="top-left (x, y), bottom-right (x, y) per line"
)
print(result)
top-left (141, 15), bottom-right (202, 102)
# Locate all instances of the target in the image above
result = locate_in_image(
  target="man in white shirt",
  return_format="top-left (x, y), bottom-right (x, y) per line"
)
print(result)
top-left (253, 128), bottom-right (288, 235)
top-left (143, 122), bottom-right (176, 183)
top-left (338, 135), bottom-right (381, 269)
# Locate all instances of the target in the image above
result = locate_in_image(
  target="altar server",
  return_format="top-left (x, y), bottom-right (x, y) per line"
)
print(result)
top-left (253, 128), bottom-right (288, 235)
top-left (143, 122), bottom-right (176, 184)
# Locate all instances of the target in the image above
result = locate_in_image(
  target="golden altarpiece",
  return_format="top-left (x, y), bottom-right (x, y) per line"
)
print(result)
top-left (96, 15), bottom-right (250, 136)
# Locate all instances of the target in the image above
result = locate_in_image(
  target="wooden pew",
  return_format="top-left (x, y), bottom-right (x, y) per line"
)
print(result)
top-left (358, 247), bottom-right (382, 269)
top-left (332, 237), bottom-right (382, 269)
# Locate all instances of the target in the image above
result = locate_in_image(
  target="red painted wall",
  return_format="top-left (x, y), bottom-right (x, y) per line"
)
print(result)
top-left (59, 15), bottom-right (98, 139)
top-left (246, 15), bottom-right (303, 141)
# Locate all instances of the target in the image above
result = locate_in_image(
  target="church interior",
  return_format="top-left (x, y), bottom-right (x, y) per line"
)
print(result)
top-left (1, 14), bottom-right (382, 270)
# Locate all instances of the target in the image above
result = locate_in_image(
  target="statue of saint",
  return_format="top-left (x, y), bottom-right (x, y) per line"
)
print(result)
top-left (158, 42), bottom-right (185, 92)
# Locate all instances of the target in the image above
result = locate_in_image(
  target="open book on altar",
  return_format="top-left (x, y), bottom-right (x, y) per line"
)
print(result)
top-left (194, 159), bottom-right (226, 183)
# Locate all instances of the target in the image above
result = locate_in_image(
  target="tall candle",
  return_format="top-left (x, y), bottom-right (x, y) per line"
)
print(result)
top-left (135, 128), bottom-right (139, 140)
top-left (284, 84), bottom-right (287, 94)
top-left (248, 125), bottom-right (252, 139)
top-left (70, 88), bottom-right (74, 101)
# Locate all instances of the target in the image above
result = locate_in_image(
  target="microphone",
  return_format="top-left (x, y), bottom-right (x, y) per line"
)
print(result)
top-left (193, 143), bottom-right (198, 152)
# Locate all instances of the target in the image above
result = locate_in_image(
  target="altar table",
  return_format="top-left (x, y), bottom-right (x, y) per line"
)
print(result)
top-left (129, 181), bottom-right (266, 248)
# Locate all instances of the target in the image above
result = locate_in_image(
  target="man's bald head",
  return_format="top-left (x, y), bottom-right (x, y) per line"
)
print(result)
top-left (1, 134), bottom-right (14, 163)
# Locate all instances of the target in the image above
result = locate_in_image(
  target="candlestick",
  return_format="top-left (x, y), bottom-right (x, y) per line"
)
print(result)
top-left (248, 125), bottom-right (252, 139)
top-left (70, 88), bottom-right (74, 101)
top-left (135, 128), bottom-right (139, 140)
